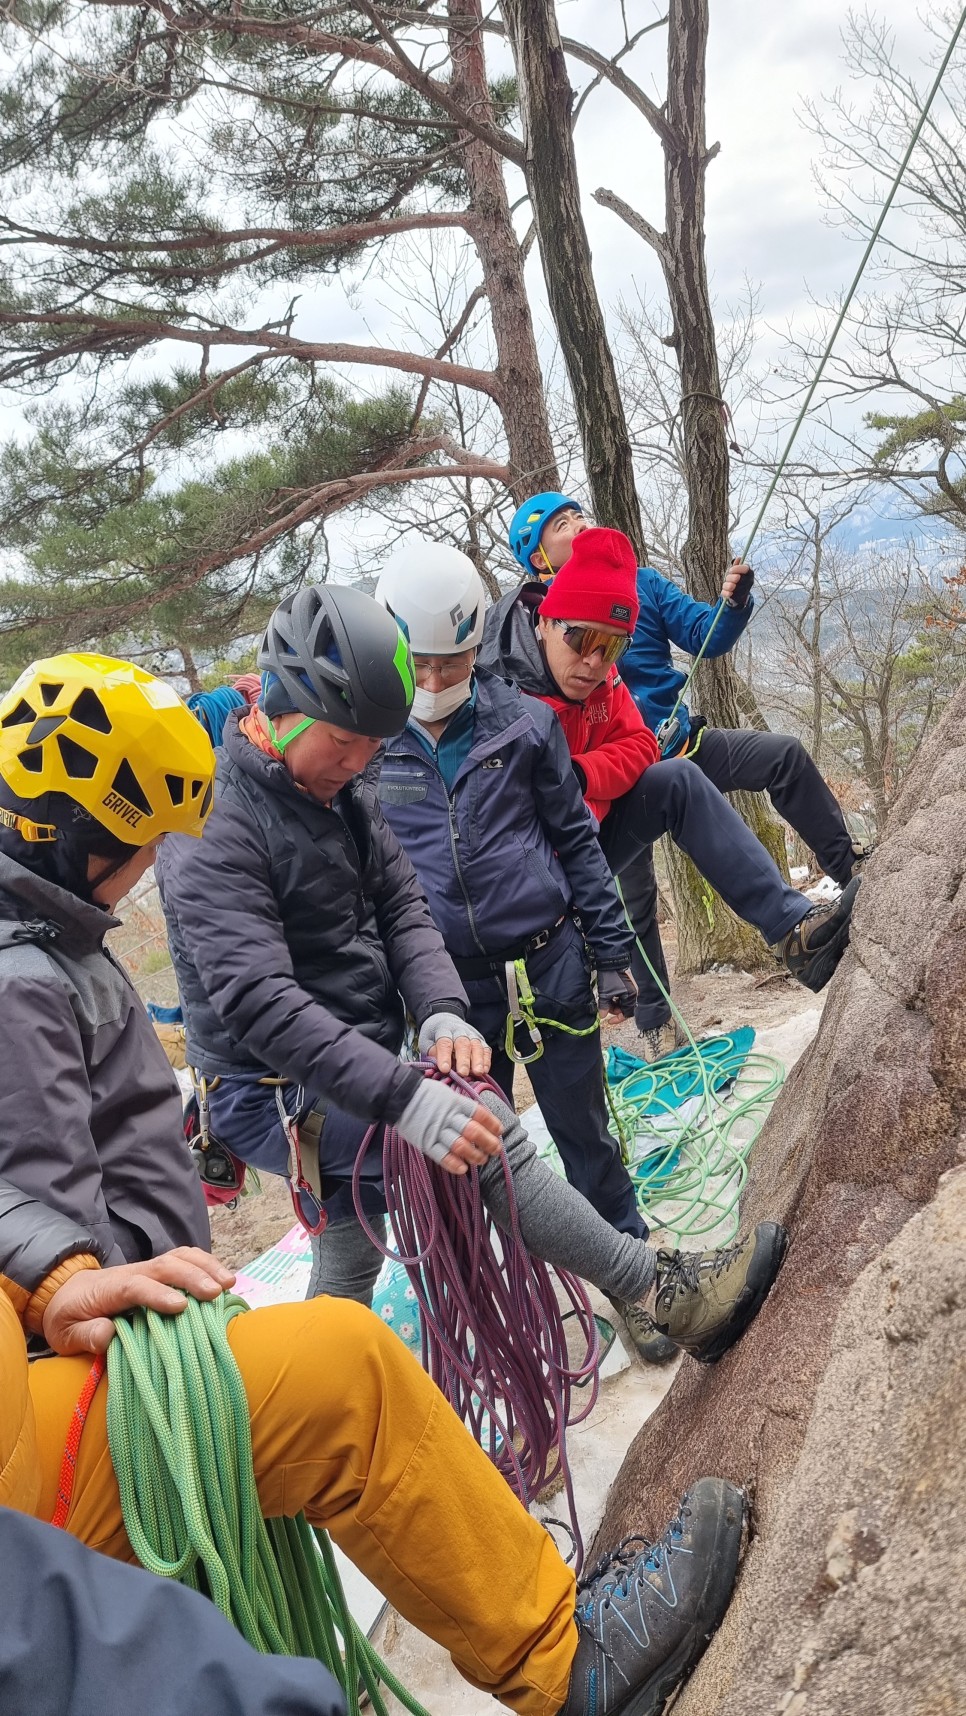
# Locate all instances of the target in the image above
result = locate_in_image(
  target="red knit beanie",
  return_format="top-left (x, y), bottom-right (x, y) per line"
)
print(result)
top-left (538, 527), bottom-right (640, 632)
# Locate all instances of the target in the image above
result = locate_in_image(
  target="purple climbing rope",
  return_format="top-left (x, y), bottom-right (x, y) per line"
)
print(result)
top-left (351, 1062), bottom-right (600, 1568)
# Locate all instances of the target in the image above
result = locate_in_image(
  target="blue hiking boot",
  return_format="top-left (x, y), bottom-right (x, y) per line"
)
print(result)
top-left (558, 1478), bottom-right (745, 1715)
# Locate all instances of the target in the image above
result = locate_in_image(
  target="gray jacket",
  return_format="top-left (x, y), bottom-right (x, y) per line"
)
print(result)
top-left (0, 854), bottom-right (209, 1266)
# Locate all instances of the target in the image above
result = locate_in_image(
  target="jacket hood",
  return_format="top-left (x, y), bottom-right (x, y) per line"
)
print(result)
top-left (0, 849), bottom-right (119, 955)
top-left (477, 582), bottom-right (561, 699)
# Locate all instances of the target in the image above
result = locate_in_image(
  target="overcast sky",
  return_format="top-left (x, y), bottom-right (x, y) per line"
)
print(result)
top-left (299, 2), bottom-right (941, 352)
top-left (288, 0), bottom-right (947, 496)
top-left (1, 2), bottom-right (954, 577)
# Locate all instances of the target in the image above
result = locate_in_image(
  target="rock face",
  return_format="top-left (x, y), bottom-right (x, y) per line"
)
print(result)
top-left (592, 683), bottom-right (966, 1714)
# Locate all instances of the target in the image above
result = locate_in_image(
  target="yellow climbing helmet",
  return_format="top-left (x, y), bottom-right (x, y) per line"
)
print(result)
top-left (0, 653), bottom-right (215, 845)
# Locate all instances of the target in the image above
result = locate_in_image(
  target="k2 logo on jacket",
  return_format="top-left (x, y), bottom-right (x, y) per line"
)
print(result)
top-left (481, 757), bottom-right (504, 769)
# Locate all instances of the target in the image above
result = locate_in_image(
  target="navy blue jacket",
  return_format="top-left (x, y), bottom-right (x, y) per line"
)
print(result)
top-left (0, 1509), bottom-right (345, 1715)
top-left (620, 567), bottom-right (754, 743)
top-left (378, 673), bottom-right (633, 969)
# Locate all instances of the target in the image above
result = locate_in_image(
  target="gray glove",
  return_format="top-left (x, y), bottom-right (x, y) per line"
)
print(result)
top-left (417, 1012), bottom-right (488, 1056)
top-left (396, 1078), bottom-right (489, 1166)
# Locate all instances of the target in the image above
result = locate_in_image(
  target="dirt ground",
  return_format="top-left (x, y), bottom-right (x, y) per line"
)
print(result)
top-left (204, 921), bottom-right (819, 1274)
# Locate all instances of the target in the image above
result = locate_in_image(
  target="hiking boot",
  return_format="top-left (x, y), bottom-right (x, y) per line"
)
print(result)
top-left (649, 1222), bottom-right (788, 1365)
top-left (637, 1018), bottom-right (687, 1064)
top-left (558, 1478), bottom-right (745, 1715)
top-left (609, 1296), bottom-right (678, 1366)
top-left (774, 874), bottom-right (860, 993)
top-left (848, 841), bottom-right (874, 881)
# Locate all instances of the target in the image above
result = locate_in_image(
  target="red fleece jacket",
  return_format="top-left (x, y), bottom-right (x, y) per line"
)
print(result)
top-left (532, 668), bottom-right (659, 822)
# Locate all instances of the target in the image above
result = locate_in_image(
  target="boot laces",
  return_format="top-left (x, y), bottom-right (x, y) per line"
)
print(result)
top-left (656, 1241), bottom-right (744, 1306)
top-left (576, 1534), bottom-right (653, 1613)
top-left (578, 1504), bottom-right (693, 1616)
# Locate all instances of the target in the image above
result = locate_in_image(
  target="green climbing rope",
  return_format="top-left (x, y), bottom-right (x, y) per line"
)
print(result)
top-left (603, 880), bottom-right (787, 1243)
top-left (105, 1294), bottom-right (431, 1716)
top-left (607, 1038), bottom-right (786, 1242)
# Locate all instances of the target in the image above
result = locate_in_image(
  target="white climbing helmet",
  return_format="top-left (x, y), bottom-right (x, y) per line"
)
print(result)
top-left (374, 539), bottom-right (487, 655)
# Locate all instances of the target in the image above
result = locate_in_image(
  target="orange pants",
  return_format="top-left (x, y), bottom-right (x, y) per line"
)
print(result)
top-left (1, 1293), bottom-right (577, 1715)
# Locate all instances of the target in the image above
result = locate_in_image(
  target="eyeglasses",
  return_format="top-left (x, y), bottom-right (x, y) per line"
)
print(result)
top-left (413, 652), bottom-right (476, 686)
top-left (550, 621), bottom-right (630, 668)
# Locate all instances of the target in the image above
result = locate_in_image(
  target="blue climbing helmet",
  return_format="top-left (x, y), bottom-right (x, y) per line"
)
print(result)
top-left (508, 491), bottom-right (583, 573)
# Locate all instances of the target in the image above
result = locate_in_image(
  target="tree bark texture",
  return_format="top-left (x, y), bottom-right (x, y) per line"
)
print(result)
top-left (448, 0), bottom-right (559, 502)
top-left (659, 0), bottom-right (788, 969)
top-left (500, 0), bottom-right (645, 553)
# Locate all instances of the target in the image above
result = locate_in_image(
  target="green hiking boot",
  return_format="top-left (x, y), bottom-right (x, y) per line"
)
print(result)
top-left (651, 1222), bottom-right (788, 1365)
top-left (609, 1296), bottom-right (679, 1366)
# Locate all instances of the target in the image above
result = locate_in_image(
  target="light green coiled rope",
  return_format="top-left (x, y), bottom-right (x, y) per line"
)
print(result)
top-left (105, 1294), bottom-right (431, 1716)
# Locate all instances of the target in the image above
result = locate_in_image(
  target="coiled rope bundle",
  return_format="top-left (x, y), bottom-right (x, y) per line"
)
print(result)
top-left (605, 1035), bottom-right (786, 1242)
top-left (353, 1063), bottom-right (600, 1568)
top-left (105, 1294), bottom-right (430, 1716)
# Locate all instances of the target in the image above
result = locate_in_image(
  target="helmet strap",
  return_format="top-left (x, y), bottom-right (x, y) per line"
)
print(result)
top-left (264, 712), bottom-right (316, 754)
top-left (0, 806), bottom-right (57, 843)
top-left (537, 543), bottom-right (556, 580)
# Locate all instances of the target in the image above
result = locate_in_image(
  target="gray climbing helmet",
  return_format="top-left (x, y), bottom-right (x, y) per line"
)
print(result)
top-left (258, 584), bottom-right (415, 738)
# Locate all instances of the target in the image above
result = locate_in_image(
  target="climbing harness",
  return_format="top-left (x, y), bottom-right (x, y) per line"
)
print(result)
top-left (105, 1295), bottom-right (431, 1716)
top-left (186, 1070), bottom-right (325, 1234)
top-left (186, 1072), bottom-right (249, 1209)
top-left (352, 1062), bottom-right (600, 1569)
top-left (661, 2), bottom-right (966, 737)
top-left (273, 1086), bottom-right (328, 1235)
top-left (503, 955), bottom-right (600, 1065)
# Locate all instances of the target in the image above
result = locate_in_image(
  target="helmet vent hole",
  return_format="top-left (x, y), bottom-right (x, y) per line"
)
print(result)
top-left (70, 688), bottom-right (112, 734)
top-left (200, 781), bottom-right (213, 818)
top-left (165, 774), bottom-right (185, 807)
top-left (57, 734), bottom-right (98, 779)
top-left (111, 758), bottom-right (152, 817)
top-left (26, 715), bottom-right (65, 745)
top-left (190, 778), bottom-right (203, 798)
top-left (1, 699), bottom-right (35, 729)
top-left (39, 682), bottom-right (64, 707)
top-left (18, 747), bottom-right (43, 773)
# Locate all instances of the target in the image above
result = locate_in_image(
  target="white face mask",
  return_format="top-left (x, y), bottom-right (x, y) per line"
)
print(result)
top-left (410, 677), bottom-right (474, 722)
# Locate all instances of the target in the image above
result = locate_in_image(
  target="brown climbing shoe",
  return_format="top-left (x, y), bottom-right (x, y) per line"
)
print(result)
top-left (609, 1296), bottom-right (679, 1366)
top-left (848, 841), bottom-right (873, 881)
top-left (637, 1018), bottom-right (687, 1064)
top-left (774, 875), bottom-right (860, 993)
top-left (651, 1222), bottom-right (788, 1364)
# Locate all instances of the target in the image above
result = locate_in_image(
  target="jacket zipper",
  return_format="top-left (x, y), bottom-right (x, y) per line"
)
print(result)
top-left (446, 800), bottom-right (486, 956)
top-left (389, 734), bottom-right (492, 956)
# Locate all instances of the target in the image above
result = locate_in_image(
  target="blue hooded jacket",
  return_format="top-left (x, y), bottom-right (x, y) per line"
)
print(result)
top-left (378, 672), bottom-right (633, 969)
top-left (617, 567), bottom-right (754, 744)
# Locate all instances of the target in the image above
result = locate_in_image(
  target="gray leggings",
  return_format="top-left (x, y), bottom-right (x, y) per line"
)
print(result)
top-left (307, 1088), bottom-right (656, 1308)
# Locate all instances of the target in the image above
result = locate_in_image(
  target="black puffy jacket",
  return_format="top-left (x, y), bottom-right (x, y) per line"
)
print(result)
top-left (156, 712), bottom-right (468, 1125)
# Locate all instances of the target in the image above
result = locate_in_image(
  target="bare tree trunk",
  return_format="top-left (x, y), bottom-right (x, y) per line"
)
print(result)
top-left (179, 640), bottom-right (202, 693)
top-left (449, 0), bottom-right (558, 502)
top-left (500, 0), bottom-right (645, 552)
top-left (657, 0), bottom-right (787, 971)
